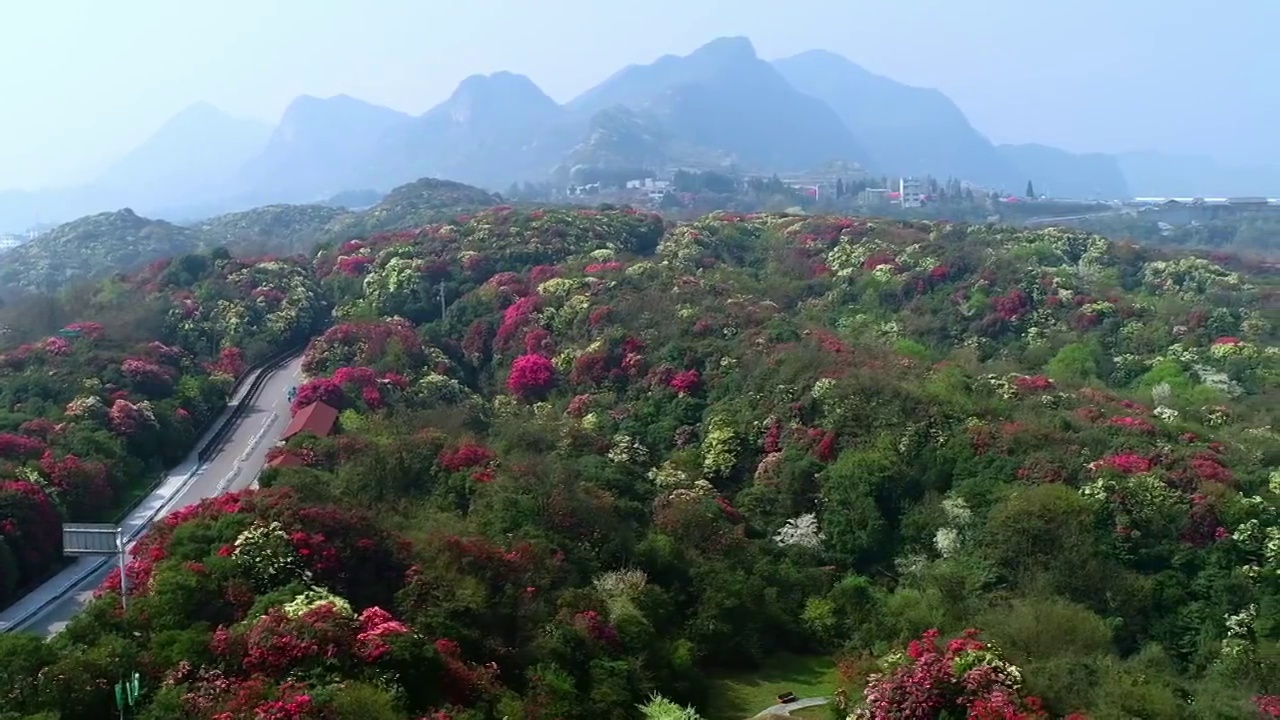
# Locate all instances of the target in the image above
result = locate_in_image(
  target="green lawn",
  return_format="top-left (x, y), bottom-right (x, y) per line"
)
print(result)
top-left (702, 653), bottom-right (838, 720)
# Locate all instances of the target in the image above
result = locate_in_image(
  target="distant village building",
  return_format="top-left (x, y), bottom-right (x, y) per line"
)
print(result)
top-left (624, 178), bottom-right (670, 191)
top-left (898, 177), bottom-right (925, 208)
top-left (859, 188), bottom-right (891, 206)
top-left (786, 183), bottom-right (820, 200)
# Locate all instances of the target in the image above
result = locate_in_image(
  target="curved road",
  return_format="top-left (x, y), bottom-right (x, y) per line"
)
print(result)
top-left (0, 355), bottom-right (304, 636)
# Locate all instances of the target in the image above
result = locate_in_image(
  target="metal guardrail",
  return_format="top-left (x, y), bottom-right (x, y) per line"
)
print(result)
top-left (197, 343), bottom-right (305, 464)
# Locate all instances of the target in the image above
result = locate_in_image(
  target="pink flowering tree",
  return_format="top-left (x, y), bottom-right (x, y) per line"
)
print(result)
top-left (507, 354), bottom-right (556, 401)
top-left (844, 629), bottom-right (1050, 719)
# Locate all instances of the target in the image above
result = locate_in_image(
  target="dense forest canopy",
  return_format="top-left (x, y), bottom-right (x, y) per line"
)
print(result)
top-left (0, 205), bottom-right (1278, 720)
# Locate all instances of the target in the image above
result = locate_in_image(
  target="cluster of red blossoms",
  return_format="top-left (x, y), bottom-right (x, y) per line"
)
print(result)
top-left (856, 629), bottom-right (1054, 720)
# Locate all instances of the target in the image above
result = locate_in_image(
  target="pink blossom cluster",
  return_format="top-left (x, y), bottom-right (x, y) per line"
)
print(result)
top-left (207, 347), bottom-right (247, 378)
top-left (1094, 452), bottom-right (1154, 475)
top-left (859, 629), bottom-right (1049, 719)
top-left (42, 337), bottom-right (71, 356)
top-left (439, 443), bottom-right (496, 472)
top-left (507, 354), bottom-right (556, 401)
top-left (107, 398), bottom-right (154, 436)
top-left (121, 357), bottom-right (174, 391)
top-left (0, 432), bottom-right (47, 461)
top-left (1108, 416), bottom-right (1155, 434)
top-left (291, 366), bottom-right (406, 414)
top-left (1012, 375), bottom-right (1054, 393)
top-left (495, 296), bottom-right (541, 352)
top-left (39, 451), bottom-right (112, 519)
top-left (668, 369), bottom-right (701, 395)
top-left (302, 320), bottom-right (424, 375)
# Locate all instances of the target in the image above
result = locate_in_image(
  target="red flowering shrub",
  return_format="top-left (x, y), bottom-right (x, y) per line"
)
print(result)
top-left (1093, 452), bottom-right (1153, 475)
top-left (0, 433), bottom-right (47, 461)
top-left (39, 452), bottom-right (113, 520)
top-left (495, 296), bottom-right (541, 352)
top-left (211, 601), bottom-right (410, 677)
top-left (762, 418), bottom-right (783, 453)
top-left (523, 327), bottom-right (554, 356)
top-left (462, 320), bottom-right (493, 364)
top-left (207, 346), bottom-right (247, 378)
top-left (854, 629), bottom-right (1047, 719)
top-left (433, 637), bottom-right (502, 706)
top-left (566, 394), bottom-right (593, 418)
top-left (529, 265), bottom-right (559, 284)
top-left (291, 366), bottom-right (404, 414)
top-left (507, 354), bottom-right (556, 401)
top-left (668, 369), bottom-right (701, 395)
top-left (587, 305), bottom-right (611, 328)
top-left (121, 357), bottom-right (175, 393)
top-left (107, 398), bottom-right (156, 436)
top-left (0, 480), bottom-right (62, 583)
top-left (992, 288), bottom-right (1030, 322)
top-left (1013, 375), bottom-right (1054, 393)
top-left (1108, 416), bottom-right (1155, 434)
top-left (439, 443), bottom-right (496, 472)
top-left (162, 667), bottom-right (328, 720)
top-left (292, 377), bottom-right (345, 414)
top-left (302, 320), bottom-right (424, 376)
top-left (584, 261), bottom-right (625, 274)
top-left (572, 609), bottom-right (619, 645)
top-left (814, 430), bottom-right (838, 462)
top-left (336, 254), bottom-right (375, 276)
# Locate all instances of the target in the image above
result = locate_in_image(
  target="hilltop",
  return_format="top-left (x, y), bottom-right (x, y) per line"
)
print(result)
top-left (0, 204), bottom-right (1277, 718)
top-left (0, 177), bottom-right (500, 295)
top-left (0, 209), bottom-right (203, 294)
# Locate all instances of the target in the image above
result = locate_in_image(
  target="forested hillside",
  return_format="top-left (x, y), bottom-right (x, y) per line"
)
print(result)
top-left (0, 206), bottom-right (1277, 720)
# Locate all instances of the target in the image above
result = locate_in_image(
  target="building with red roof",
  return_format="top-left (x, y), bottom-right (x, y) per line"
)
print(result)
top-left (266, 452), bottom-right (306, 469)
top-left (280, 401), bottom-right (339, 441)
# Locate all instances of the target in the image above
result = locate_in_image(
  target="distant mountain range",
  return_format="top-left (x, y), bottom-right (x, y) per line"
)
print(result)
top-left (1, 36), bottom-right (1275, 231)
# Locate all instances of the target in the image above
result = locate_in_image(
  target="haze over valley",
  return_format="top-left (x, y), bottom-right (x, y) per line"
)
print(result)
top-left (1, 0), bottom-right (1277, 232)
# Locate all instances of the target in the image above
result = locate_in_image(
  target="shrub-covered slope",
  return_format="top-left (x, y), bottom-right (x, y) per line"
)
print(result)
top-left (1, 208), bottom-right (1278, 720)
top-left (0, 249), bottom-right (326, 607)
top-left (0, 177), bottom-right (501, 297)
top-left (0, 209), bottom-right (203, 294)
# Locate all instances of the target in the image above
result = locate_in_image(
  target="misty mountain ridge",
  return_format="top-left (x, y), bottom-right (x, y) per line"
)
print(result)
top-left (1, 36), bottom-right (1274, 231)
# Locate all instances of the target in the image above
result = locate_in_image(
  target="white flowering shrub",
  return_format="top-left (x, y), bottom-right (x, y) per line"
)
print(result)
top-left (773, 513), bottom-right (825, 550)
top-left (232, 520), bottom-right (307, 589)
top-left (283, 587), bottom-right (353, 618)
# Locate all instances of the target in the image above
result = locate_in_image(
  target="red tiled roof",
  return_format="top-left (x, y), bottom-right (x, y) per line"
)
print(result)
top-left (281, 401), bottom-right (338, 440)
top-left (267, 452), bottom-right (305, 468)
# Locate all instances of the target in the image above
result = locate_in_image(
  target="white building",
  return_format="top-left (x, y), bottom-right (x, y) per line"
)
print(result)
top-left (625, 178), bottom-right (670, 191)
top-left (899, 177), bottom-right (925, 208)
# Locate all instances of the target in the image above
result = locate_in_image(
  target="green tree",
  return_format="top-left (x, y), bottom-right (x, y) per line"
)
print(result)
top-left (1045, 342), bottom-right (1099, 383)
top-left (1026, 180), bottom-right (1036, 198)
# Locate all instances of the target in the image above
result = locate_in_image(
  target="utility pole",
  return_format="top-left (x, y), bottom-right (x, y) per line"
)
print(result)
top-left (116, 527), bottom-right (128, 613)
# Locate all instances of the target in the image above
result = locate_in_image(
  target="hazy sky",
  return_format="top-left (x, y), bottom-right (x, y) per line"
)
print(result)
top-left (1, 0), bottom-right (1276, 190)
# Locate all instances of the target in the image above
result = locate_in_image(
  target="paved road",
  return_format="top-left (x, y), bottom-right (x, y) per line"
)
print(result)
top-left (752, 696), bottom-right (830, 718)
top-left (0, 355), bottom-right (303, 637)
top-left (1022, 210), bottom-right (1127, 226)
